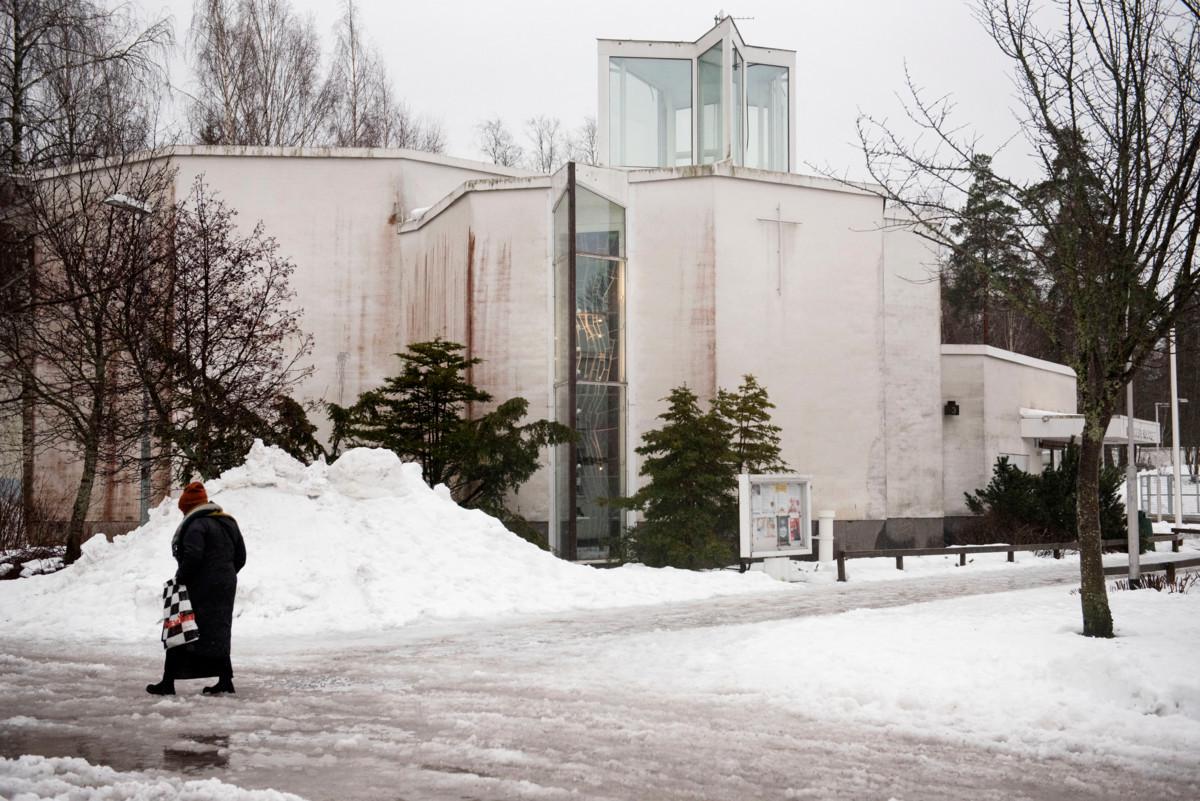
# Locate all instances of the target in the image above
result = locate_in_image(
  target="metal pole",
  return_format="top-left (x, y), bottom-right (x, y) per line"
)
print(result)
top-left (1170, 328), bottom-right (1184, 530)
top-left (1127, 379), bottom-right (1140, 581)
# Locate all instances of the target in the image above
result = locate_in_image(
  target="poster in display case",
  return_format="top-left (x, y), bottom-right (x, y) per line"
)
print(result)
top-left (738, 473), bottom-right (813, 559)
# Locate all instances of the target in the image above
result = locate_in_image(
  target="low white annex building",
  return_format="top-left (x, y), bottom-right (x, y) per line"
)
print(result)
top-left (9, 18), bottom-right (1159, 556)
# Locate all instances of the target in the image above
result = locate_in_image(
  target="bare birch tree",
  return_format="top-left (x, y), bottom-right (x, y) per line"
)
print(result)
top-left (853, 0), bottom-right (1200, 637)
top-left (568, 116), bottom-right (599, 166)
top-left (188, 0), bottom-right (333, 146)
top-left (476, 116), bottom-right (521, 167)
top-left (524, 115), bottom-right (563, 173)
top-left (0, 0), bottom-right (171, 171)
top-left (325, 0), bottom-right (443, 151)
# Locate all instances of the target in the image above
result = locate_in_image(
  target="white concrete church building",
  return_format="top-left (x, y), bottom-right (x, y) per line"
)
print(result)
top-left (18, 18), bottom-right (1160, 556)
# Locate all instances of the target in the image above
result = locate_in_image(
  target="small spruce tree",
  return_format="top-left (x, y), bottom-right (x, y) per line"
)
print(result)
top-left (615, 387), bottom-right (739, 568)
top-left (329, 339), bottom-right (573, 533)
top-left (713, 374), bottom-right (789, 473)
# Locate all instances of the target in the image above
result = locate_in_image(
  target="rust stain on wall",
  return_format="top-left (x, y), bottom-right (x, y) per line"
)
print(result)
top-left (473, 238), bottom-right (513, 399)
top-left (692, 210), bottom-right (718, 398)
top-left (466, 230), bottom-right (475, 392)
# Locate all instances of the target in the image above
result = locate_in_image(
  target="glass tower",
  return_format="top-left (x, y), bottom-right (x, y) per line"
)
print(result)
top-left (599, 18), bottom-right (794, 172)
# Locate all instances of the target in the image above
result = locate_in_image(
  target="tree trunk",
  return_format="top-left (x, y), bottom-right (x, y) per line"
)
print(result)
top-left (1076, 415), bottom-right (1113, 638)
top-left (21, 367), bottom-right (35, 527)
top-left (64, 429), bottom-right (100, 565)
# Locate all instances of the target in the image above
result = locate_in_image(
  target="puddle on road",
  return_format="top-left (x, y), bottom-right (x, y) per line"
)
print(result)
top-left (162, 733), bottom-right (230, 772)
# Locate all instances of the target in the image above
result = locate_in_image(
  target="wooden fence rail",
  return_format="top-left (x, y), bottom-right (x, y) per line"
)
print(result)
top-left (836, 534), bottom-right (1184, 582)
top-left (1103, 557), bottom-right (1200, 583)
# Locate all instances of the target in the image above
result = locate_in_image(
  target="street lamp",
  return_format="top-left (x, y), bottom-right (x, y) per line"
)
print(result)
top-left (103, 193), bottom-right (154, 526)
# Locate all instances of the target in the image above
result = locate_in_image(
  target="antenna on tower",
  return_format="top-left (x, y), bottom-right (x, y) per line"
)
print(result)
top-left (714, 10), bottom-right (756, 25)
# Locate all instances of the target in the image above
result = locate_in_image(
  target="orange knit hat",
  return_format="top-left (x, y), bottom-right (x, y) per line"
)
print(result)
top-left (178, 481), bottom-right (208, 514)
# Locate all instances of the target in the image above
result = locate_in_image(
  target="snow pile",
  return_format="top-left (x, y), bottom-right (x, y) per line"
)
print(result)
top-left (0, 442), bottom-right (782, 642)
top-left (0, 755), bottom-right (306, 801)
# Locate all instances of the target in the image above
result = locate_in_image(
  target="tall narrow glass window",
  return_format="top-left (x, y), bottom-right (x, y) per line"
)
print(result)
top-left (554, 173), bottom-right (627, 561)
top-left (609, 57), bottom-right (692, 167)
top-left (552, 189), bottom-right (573, 555)
top-left (731, 48), bottom-right (744, 166)
top-left (746, 64), bottom-right (789, 171)
top-left (572, 186), bottom-right (625, 561)
top-left (698, 43), bottom-right (724, 164)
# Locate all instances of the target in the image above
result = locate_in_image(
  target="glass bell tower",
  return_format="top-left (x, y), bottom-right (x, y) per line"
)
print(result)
top-left (598, 17), bottom-right (795, 172)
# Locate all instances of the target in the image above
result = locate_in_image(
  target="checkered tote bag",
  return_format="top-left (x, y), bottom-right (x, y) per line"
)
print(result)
top-left (161, 578), bottom-right (200, 650)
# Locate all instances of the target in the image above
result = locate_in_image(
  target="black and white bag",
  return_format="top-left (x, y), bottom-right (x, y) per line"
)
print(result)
top-left (161, 578), bottom-right (199, 650)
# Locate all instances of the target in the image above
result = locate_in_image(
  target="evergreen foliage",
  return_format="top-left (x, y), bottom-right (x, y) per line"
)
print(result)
top-left (329, 338), bottom-right (574, 528)
top-left (165, 392), bottom-right (324, 480)
top-left (713, 374), bottom-right (789, 473)
top-left (943, 155), bottom-right (1042, 351)
top-left (616, 376), bottom-right (788, 568)
top-left (964, 441), bottom-right (1126, 544)
top-left (267, 396), bottom-right (327, 464)
top-left (614, 387), bottom-right (737, 568)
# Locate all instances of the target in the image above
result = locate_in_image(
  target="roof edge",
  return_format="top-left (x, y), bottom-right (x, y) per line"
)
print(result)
top-left (941, 344), bottom-right (1077, 378)
top-left (31, 144), bottom-right (535, 182)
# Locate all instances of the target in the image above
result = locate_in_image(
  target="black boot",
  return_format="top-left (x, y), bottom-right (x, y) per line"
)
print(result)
top-left (146, 678), bottom-right (175, 695)
top-left (202, 676), bottom-right (235, 695)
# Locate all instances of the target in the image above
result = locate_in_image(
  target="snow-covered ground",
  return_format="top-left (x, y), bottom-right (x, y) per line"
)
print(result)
top-left (2, 568), bottom-right (1198, 800)
top-left (2, 444), bottom-right (1198, 799)
top-left (0, 755), bottom-right (305, 800)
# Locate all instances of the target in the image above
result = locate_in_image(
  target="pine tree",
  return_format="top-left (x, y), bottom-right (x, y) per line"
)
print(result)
top-left (330, 338), bottom-right (573, 523)
top-left (615, 387), bottom-right (739, 569)
top-left (713, 375), bottom-right (789, 473)
top-left (943, 155), bottom-right (1037, 349)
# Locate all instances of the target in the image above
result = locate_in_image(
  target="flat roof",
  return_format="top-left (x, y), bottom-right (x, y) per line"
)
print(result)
top-left (941, 344), bottom-right (1076, 378)
top-left (598, 17), bottom-right (796, 53)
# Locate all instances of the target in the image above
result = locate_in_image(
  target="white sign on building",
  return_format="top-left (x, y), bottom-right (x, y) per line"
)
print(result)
top-left (738, 474), bottom-right (813, 560)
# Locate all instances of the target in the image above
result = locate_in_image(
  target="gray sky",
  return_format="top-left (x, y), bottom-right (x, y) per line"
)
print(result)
top-left (143, 0), bottom-right (1029, 181)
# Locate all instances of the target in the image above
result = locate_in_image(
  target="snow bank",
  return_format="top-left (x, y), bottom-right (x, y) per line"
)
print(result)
top-left (0, 755), bottom-right (306, 800)
top-left (0, 442), bottom-right (781, 642)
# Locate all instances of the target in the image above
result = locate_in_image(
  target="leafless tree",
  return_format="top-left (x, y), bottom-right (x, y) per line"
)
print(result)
top-left (325, 0), bottom-right (443, 151)
top-left (476, 116), bottom-right (521, 167)
top-left (188, 0), bottom-right (333, 146)
top-left (0, 0), bottom-right (171, 171)
top-left (853, 0), bottom-right (1200, 637)
top-left (524, 115), bottom-right (563, 173)
top-left (568, 116), bottom-right (599, 166)
top-left (0, 0), bottom-right (170, 538)
top-left (116, 175), bottom-right (313, 483)
top-left (0, 154), bottom-right (176, 563)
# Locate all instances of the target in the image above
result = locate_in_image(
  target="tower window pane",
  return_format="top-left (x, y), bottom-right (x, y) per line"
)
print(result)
top-left (746, 64), bottom-right (788, 171)
top-left (609, 57), bottom-right (692, 168)
top-left (698, 43), bottom-right (724, 164)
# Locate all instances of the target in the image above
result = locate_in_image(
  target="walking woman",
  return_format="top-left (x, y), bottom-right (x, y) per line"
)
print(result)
top-left (147, 482), bottom-right (247, 696)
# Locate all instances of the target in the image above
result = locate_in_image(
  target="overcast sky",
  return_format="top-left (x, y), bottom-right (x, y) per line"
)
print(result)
top-left (141, 0), bottom-right (1030, 181)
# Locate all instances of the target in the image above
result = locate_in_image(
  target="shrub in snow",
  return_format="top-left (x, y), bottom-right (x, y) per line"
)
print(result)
top-left (961, 442), bottom-right (1127, 546)
top-left (1110, 572), bottom-right (1200, 594)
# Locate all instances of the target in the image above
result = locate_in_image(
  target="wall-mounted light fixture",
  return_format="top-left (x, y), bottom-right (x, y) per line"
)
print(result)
top-left (944, 401), bottom-right (960, 416)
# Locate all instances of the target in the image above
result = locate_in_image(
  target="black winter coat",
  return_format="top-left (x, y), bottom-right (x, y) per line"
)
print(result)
top-left (169, 505), bottom-right (246, 678)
